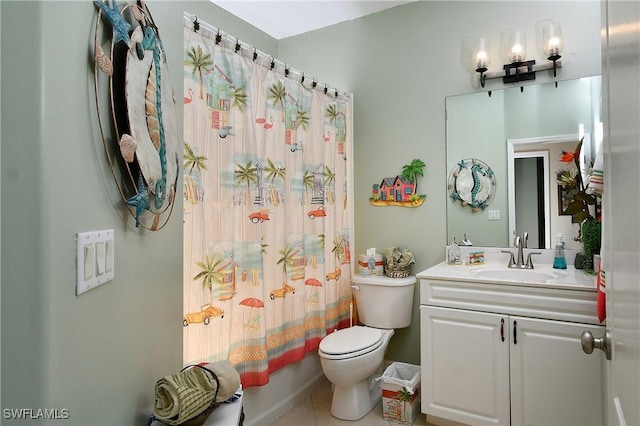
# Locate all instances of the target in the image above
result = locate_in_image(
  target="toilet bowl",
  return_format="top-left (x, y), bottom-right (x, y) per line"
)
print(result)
top-left (318, 274), bottom-right (416, 420)
top-left (319, 326), bottom-right (394, 420)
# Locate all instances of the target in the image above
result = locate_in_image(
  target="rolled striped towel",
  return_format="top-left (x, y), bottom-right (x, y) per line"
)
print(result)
top-left (589, 169), bottom-right (603, 194)
top-left (153, 361), bottom-right (239, 425)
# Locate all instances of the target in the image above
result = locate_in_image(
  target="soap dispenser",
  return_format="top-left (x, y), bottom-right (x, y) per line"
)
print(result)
top-left (553, 233), bottom-right (567, 269)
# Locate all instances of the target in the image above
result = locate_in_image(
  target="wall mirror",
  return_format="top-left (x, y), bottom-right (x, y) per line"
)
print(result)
top-left (446, 75), bottom-right (602, 249)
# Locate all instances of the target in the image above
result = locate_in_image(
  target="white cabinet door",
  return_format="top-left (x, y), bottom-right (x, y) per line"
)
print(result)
top-left (420, 306), bottom-right (510, 426)
top-left (509, 316), bottom-right (605, 426)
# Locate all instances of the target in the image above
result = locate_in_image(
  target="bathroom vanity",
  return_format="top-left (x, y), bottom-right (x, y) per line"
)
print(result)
top-left (418, 252), bottom-right (604, 426)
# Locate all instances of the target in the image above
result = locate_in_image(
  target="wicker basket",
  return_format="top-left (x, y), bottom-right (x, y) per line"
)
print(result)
top-left (385, 268), bottom-right (410, 278)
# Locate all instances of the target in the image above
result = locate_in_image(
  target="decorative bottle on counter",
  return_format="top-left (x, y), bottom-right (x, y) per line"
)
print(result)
top-left (448, 237), bottom-right (462, 265)
top-left (553, 233), bottom-right (567, 269)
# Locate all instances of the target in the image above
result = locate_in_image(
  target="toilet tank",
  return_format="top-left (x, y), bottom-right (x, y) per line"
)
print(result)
top-left (352, 274), bottom-right (416, 329)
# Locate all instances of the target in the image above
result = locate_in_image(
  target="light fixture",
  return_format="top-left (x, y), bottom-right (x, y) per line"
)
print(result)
top-left (538, 19), bottom-right (563, 84)
top-left (473, 38), bottom-right (490, 88)
top-left (473, 20), bottom-right (563, 89)
top-left (500, 29), bottom-right (536, 85)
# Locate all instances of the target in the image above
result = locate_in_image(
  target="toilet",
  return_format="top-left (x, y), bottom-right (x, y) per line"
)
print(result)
top-left (318, 274), bottom-right (416, 420)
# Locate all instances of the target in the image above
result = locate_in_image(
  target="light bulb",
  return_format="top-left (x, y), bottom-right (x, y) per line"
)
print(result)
top-left (501, 30), bottom-right (527, 64)
top-left (476, 50), bottom-right (488, 70)
top-left (511, 44), bottom-right (523, 62)
top-left (539, 20), bottom-right (563, 59)
top-left (548, 36), bottom-right (560, 56)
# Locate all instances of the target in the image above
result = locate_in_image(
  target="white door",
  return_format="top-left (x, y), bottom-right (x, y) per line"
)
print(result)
top-left (420, 306), bottom-right (510, 426)
top-left (510, 317), bottom-right (604, 426)
top-left (601, 1), bottom-right (640, 425)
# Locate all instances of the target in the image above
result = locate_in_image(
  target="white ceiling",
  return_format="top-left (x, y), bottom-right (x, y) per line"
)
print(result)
top-left (211, 1), bottom-right (415, 40)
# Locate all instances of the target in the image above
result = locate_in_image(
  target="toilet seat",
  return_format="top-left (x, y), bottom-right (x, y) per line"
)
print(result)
top-left (318, 326), bottom-right (383, 360)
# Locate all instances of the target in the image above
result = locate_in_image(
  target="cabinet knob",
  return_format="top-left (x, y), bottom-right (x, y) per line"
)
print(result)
top-left (581, 329), bottom-right (612, 360)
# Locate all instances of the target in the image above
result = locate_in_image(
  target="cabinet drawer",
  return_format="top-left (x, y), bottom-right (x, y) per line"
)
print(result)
top-left (422, 278), bottom-right (599, 325)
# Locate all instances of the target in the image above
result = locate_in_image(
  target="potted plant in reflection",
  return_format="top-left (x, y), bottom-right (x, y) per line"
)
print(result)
top-left (556, 137), bottom-right (601, 273)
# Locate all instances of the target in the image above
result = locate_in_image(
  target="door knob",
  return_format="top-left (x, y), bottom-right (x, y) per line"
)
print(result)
top-left (581, 329), bottom-right (612, 360)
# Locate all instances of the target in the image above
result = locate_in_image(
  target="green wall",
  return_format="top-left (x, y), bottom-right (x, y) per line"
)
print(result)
top-left (2, 1), bottom-right (47, 416)
top-left (0, 1), bottom-right (601, 424)
top-left (446, 89), bottom-right (508, 248)
top-left (1, 1), bottom-right (185, 424)
top-left (1, 1), bottom-right (290, 424)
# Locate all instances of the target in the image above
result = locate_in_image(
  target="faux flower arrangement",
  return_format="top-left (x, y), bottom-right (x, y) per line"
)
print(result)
top-left (556, 138), bottom-right (598, 224)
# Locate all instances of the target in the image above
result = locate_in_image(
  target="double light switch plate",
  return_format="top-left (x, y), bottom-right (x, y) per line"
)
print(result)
top-left (76, 229), bottom-right (114, 295)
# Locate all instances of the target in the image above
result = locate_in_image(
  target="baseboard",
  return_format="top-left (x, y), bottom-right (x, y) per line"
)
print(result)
top-left (243, 371), bottom-right (328, 426)
top-left (426, 414), bottom-right (469, 426)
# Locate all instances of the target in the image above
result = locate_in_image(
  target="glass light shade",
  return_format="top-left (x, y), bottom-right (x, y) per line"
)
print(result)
top-left (501, 30), bottom-right (527, 63)
top-left (474, 38), bottom-right (490, 71)
top-left (540, 20), bottom-right (563, 58)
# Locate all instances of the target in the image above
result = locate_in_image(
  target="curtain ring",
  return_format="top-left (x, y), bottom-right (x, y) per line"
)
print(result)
top-left (193, 16), bottom-right (200, 33)
top-left (270, 57), bottom-right (275, 70)
top-left (300, 72), bottom-right (305, 84)
top-left (312, 79), bottom-right (317, 89)
top-left (335, 90), bottom-right (338, 98)
top-left (284, 65), bottom-right (290, 77)
top-left (324, 85), bottom-right (328, 95)
top-left (234, 38), bottom-right (241, 53)
top-left (252, 48), bottom-right (258, 62)
top-left (215, 30), bottom-right (222, 45)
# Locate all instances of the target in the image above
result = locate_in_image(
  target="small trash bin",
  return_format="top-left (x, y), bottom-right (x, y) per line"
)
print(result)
top-left (381, 362), bottom-right (421, 425)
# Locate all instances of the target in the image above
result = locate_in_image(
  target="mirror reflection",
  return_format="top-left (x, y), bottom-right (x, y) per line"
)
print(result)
top-left (446, 76), bottom-right (602, 249)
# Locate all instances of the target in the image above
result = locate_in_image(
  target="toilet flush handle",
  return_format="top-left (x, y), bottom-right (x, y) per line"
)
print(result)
top-left (351, 285), bottom-right (360, 291)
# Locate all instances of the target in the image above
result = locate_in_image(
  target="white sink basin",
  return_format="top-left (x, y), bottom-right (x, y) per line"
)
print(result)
top-left (471, 268), bottom-right (561, 283)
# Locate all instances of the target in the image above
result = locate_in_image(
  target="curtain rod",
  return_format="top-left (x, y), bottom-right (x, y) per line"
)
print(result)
top-left (183, 12), bottom-right (349, 99)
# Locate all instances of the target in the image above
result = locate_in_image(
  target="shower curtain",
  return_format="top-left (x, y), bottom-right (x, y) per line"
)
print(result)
top-left (183, 18), bottom-right (354, 387)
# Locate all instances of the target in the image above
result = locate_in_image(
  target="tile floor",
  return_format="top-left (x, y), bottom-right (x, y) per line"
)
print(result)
top-left (267, 378), bottom-right (433, 426)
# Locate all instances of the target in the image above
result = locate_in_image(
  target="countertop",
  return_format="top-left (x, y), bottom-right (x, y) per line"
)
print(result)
top-left (417, 248), bottom-right (597, 291)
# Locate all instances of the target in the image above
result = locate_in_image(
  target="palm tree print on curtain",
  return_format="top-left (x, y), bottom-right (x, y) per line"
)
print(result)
top-left (183, 18), bottom-right (353, 387)
top-left (184, 142), bottom-right (206, 204)
top-left (184, 44), bottom-right (213, 100)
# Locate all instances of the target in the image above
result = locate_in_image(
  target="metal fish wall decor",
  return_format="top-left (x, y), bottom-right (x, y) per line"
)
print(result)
top-left (92, 0), bottom-right (180, 230)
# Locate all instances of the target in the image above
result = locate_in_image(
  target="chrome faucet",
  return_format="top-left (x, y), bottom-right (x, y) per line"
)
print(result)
top-left (502, 232), bottom-right (541, 269)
